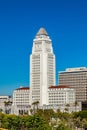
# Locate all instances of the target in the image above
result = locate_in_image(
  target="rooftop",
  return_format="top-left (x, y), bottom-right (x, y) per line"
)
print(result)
top-left (49, 85), bottom-right (70, 89)
top-left (36, 27), bottom-right (48, 36)
top-left (59, 67), bottom-right (87, 73)
top-left (16, 87), bottom-right (29, 90)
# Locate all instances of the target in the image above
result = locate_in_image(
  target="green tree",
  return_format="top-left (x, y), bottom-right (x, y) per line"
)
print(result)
top-left (81, 118), bottom-right (87, 128)
top-left (30, 108), bottom-right (33, 115)
top-left (64, 103), bottom-right (70, 113)
top-left (0, 113), bottom-right (4, 128)
top-left (35, 101), bottom-right (39, 110)
top-left (4, 101), bottom-right (12, 114)
top-left (66, 104), bottom-right (70, 111)
top-left (56, 123), bottom-right (69, 130)
top-left (25, 115), bottom-right (51, 130)
top-left (74, 101), bottom-right (78, 112)
top-left (32, 101), bottom-right (39, 114)
top-left (36, 109), bottom-right (44, 117)
top-left (0, 109), bottom-right (3, 113)
top-left (64, 108), bottom-right (69, 113)
top-left (43, 109), bottom-right (55, 123)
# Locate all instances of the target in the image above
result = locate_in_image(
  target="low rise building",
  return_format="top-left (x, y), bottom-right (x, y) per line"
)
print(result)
top-left (11, 86), bottom-right (30, 115)
top-left (48, 85), bottom-right (81, 112)
top-left (48, 85), bottom-right (75, 106)
top-left (0, 96), bottom-right (12, 114)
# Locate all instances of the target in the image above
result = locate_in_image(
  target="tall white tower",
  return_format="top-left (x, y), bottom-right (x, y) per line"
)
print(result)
top-left (30, 28), bottom-right (56, 106)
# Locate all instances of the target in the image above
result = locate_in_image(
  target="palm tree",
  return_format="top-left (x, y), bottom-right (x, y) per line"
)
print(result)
top-left (64, 107), bottom-right (69, 112)
top-left (4, 101), bottom-right (12, 114)
top-left (74, 101), bottom-right (78, 112)
top-left (74, 117), bottom-right (81, 129)
top-left (57, 109), bottom-right (60, 113)
top-left (30, 108), bottom-right (33, 115)
top-left (35, 101), bottom-right (39, 110)
top-left (4, 101), bottom-right (9, 114)
top-left (66, 103), bottom-right (70, 107)
top-left (81, 118), bottom-right (87, 128)
top-left (0, 109), bottom-right (3, 113)
top-left (32, 101), bottom-right (39, 114)
top-left (65, 103), bottom-right (70, 113)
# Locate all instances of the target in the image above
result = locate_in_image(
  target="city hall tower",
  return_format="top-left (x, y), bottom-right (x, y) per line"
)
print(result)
top-left (30, 28), bottom-right (56, 106)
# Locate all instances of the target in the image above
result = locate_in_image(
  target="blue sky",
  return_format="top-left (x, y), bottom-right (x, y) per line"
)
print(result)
top-left (0, 0), bottom-right (87, 95)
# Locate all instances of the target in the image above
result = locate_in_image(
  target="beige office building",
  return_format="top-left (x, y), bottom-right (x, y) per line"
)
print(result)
top-left (59, 67), bottom-right (87, 102)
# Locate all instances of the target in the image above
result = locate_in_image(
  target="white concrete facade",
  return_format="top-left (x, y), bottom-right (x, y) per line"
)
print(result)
top-left (30, 28), bottom-right (56, 106)
top-left (40, 86), bottom-right (81, 112)
top-left (0, 96), bottom-right (12, 114)
top-left (11, 87), bottom-right (30, 115)
top-left (48, 86), bottom-right (76, 107)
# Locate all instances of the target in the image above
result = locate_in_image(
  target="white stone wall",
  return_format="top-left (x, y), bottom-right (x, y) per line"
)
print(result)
top-left (12, 87), bottom-right (30, 115)
top-left (48, 88), bottom-right (76, 106)
top-left (30, 28), bottom-right (56, 106)
top-left (0, 96), bottom-right (12, 113)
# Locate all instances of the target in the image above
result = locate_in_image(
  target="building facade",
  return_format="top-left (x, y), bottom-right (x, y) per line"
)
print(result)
top-left (0, 96), bottom-right (12, 114)
top-left (47, 85), bottom-right (81, 113)
top-left (11, 87), bottom-right (30, 115)
top-left (48, 85), bottom-right (75, 107)
top-left (59, 67), bottom-right (87, 102)
top-left (30, 28), bottom-right (56, 106)
top-left (41, 86), bottom-right (81, 112)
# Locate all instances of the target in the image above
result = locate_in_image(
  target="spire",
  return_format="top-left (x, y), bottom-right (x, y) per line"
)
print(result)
top-left (36, 27), bottom-right (48, 36)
